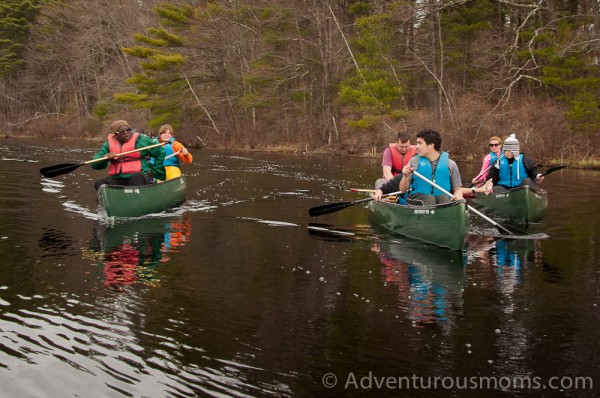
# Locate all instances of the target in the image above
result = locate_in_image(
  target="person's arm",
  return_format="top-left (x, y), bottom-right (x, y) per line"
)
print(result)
top-left (138, 135), bottom-right (166, 180)
top-left (91, 141), bottom-right (110, 170)
top-left (473, 154), bottom-right (491, 183)
top-left (372, 174), bottom-right (402, 201)
top-left (174, 141), bottom-right (193, 164)
top-left (523, 156), bottom-right (543, 184)
top-left (381, 148), bottom-right (393, 180)
top-left (449, 160), bottom-right (464, 200)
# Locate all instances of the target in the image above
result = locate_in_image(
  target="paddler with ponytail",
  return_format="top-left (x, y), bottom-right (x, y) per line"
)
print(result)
top-left (92, 120), bottom-right (166, 190)
top-left (156, 124), bottom-right (193, 180)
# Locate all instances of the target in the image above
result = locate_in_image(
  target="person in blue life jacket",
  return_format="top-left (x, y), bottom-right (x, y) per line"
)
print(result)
top-left (374, 130), bottom-right (417, 190)
top-left (488, 133), bottom-right (544, 193)
top-left (92, 120), bottom-right (166, 190)
top-left (372, 129), bottom-right (491, 205)
top-left (156, 124), bottom-right (193, 180)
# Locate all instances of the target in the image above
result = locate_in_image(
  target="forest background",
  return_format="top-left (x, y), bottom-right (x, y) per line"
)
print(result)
top-left (1, 0), bottom-right (599, 165)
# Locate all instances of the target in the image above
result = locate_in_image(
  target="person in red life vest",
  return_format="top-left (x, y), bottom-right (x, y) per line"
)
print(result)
top-left (156, 124), bottom-right (193, 180)
top-left (375, 130), bottom-right (417, 190)
top-left (489, 133), bottom-right (544, 193)
top-left (92, 120), bottom-right (166, 190)
top-left (373, 129), bottom-right (465, 205)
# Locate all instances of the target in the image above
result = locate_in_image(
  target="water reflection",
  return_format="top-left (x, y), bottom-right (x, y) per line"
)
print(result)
top-left (490, 239), bottom-right (537, 294)
top-left (372, 240), bottom-right (466, 326)
top-left (86, 215), bottom-right (192, 288)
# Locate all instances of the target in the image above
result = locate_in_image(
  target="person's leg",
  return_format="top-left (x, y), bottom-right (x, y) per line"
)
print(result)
top-left (95, 177), bottom-right (128, 190)
top-left (126, 172), bottom-right (152, 186)
top-left (492, 185), bottom-right (510, 193)
top-left (407, 193), bottom-right (436, 206)
top-left (435, 194), bottom-right (452, 204)
top-left (520, 178), bottom-right (536, 188)
top-left (165, 166), bottom-right (181, 180)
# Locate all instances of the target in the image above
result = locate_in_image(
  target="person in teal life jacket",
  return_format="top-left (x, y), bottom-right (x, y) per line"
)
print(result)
top-left (156, 124), bottom-right (193, 180)
top-left (92, 120), bottom-right (166, 190)
top-left (489, 133), bottom-right (544, 193)
top-left (373, 129), bottom-right (489, 205)
top-left (375, 130), bottom-right (417, 189)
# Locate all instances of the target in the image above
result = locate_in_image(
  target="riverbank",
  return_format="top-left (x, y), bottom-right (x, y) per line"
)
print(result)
top-left (4, 134), bottom-right (598, 168)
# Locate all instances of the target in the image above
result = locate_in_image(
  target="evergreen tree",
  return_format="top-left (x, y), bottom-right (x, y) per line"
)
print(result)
top-left (0, 0), bottom-right (40, 77)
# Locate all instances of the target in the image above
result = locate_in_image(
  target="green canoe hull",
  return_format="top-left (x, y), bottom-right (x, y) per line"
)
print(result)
top-left (472, 185), bottom-right (547, 222)
top-left (368, 200), bottom-right (469, 251)
top-left (98, 177), bottom-right (187, 218)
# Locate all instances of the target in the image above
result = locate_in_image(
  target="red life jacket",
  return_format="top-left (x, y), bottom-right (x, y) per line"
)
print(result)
top-left (389, 143), bottom-right (417, 175)
top-left (107, 133), bottom-right (142, 176)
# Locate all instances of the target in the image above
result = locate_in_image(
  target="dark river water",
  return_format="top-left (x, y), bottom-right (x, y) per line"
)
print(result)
top-left (0, 138), bottom-right (598, 397)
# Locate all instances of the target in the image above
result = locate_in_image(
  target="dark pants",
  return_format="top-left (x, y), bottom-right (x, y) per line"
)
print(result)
top-left (407, 193), bottom-right (452, 206)
top-left (94, 172), bottom-right (152, 191)
top-left (492, 178), bottom-right (536, 193)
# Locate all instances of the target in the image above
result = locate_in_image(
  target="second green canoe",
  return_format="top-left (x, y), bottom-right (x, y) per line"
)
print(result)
top-left (472, 185), bottom-right (547, 223)
top-left (368, 199), bottom-right (469, 251)
top-left (98, 177), bottom-right (187, 218)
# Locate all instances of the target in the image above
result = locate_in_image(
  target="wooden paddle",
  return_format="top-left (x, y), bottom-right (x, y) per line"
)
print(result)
top-left (40, 142), bottom-right (165, 178)
top-left (309, 190), bottom-right (403, 217)
top-left (412, 170), bottom-right (528, 236)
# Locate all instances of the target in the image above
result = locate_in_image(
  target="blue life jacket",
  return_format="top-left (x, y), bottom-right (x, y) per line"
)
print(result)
top-left (163, 138), bottom-right (179, 167)
top-left (410, 152), bottom-right (451, 195)
top-left (490, 151), bottom-right (500, 164)
top-left (497, 157), bottom-right (527, 187)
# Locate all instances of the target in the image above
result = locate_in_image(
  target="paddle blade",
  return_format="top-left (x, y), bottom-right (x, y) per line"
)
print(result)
top-left (40, 162), bottom-right (83, 178)
top-left (495, 222), bottom-right (528, 235)
top-left (309, 197), bottom-right (373, 217)
top-left (541, 165), bottom-right (567, 177)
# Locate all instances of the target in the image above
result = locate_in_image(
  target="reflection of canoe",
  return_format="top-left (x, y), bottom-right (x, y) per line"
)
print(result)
top-left (368, 200), bottom-right (469, 251)
top-left (95, 216), bottom-right (179, 251)
top-left (98, 177), bottom-right (187, 217)
top-left (472, 185), bottom-right (547, 222)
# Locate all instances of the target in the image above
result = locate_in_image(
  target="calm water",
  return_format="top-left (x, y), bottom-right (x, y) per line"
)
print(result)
top-left (0, 139), bottom-right (598, 397)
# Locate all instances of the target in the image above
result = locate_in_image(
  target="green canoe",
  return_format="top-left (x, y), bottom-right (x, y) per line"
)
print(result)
top-left (472, 185), bottom-right (547, 223)
top-left (368, 199), bottom-right (469, 251)
top-left (98, 177), bottom-right (187, 218)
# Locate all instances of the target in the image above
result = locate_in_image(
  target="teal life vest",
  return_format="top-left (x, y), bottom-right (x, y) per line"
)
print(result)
top-left (490, 150), bottom-right (500, 164)
top-left (497, 157), bottom-right (527, 188)
top-left (162, 138), bottom-right (179, 167)
top-left (410, 152), bottom-right (451, 195)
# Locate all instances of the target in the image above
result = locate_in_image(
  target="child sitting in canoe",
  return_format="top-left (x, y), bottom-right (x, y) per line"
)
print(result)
top-left (156, 124), bottom-right (193, 180)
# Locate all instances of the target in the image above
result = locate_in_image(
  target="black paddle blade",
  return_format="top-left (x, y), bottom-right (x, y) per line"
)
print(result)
top-left (40, 162), bottom-right (83, 178)
top-left (541, 165), bottom-right (567, 177)
top-left (309, 197), bottom-right (373, 217)
top-left (495, 222), bottom-right (528, 235)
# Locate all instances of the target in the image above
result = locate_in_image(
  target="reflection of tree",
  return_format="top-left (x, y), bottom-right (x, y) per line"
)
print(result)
top-left (86, 215), bottom-right (192, 289)
top-left (372, 241), bottom-right (466, 326)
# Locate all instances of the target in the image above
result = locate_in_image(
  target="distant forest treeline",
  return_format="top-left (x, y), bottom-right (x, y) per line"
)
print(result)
top-left (1, 0), bottom-right (599, 163)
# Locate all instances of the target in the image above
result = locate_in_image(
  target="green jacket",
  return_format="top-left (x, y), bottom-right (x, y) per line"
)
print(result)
top-left (91, 134), bottom-right (166, 181)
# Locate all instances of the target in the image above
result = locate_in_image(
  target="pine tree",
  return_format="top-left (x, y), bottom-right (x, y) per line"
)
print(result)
top-left (0, 0), bottom-right (40, 77)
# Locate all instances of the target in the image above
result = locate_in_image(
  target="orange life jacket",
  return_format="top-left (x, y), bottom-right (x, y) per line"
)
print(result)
top-left (389, 143), bottom-right (417, 175)
top-left (107, 132), bottom-right (142, 176)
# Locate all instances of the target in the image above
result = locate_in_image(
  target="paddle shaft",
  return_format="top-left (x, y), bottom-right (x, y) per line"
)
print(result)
top-left (412, 170), bottom-right (518, 235)
top-left (309, 190), bottom-right (403, 217)
top-left (539, 165), bottom-right (567, 177)
top-left (40, 142), bottom-right (166, 178)
top-left (83, 142), bottom-right (165, 165)
top-left (165, 150), bottom-right (181, 160)
top-left (470, 155), bottom-right (504, 187)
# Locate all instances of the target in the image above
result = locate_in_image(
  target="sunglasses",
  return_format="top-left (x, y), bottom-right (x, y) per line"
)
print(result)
top-left (116, 128), bottom-right (132, 134)
top-left (489, 143), bottom-right (500, 147)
